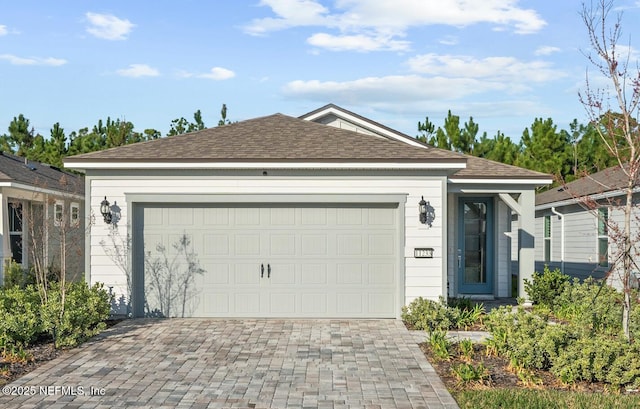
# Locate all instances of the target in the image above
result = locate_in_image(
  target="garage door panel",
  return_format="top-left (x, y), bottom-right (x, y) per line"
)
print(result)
top-left (301, 208), bottom-right (327, 225)
top-left (203, 207), bottom-right (230, 225)
top-left (235, 234), bottom-right (260, 255)
top-left (203, 234), bottom-right (230, 255)
top-left (202, 293), bottom-right (230, 314)
top-left (369, 264), bottom-right (395, 285)
top-left (301, 264), bottom-right (327, 284)
top-left (234, 293), bottom-right (261, 314)
top-left (140, 204), bottom-right (398, 318)
top-left (337, 293), bottom-right (363, 314)
top-left (270, 208), bottom-right (296, 225)
top-left (268, 292), bottom-right (296, 314)
top-left (369, 234), bottom-right (395, 255)
top-left (337, 208), bottom-right (363, 225)
top-left (336, 235), bottom-right (363, 256)
top-left (168, 208), bottom-right (194, 225)
top-left (269, 234), bottom-right (296, 256)
top-left (337, 264), bottom-right (363, 284)
top-left (369, 208), bottom-right (394, 225)
top-left (369, 293), bottom-right (394, 314)
top-left (234, 208), bottom-right (260, 225)
top-left (200, 264), bottom-right (230, 284)
top-left (268, 263), bottom-right (296, 285)
top-left (301, 293), bottom-right (328, 314)
top-left (301, 234), bottom-right (328, 255)
top-left (233, 264), bottom-right (261, 285)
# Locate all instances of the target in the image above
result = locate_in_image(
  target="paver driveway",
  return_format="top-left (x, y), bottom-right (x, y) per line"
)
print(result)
top-left (0, 319), bottom-right (458, 409)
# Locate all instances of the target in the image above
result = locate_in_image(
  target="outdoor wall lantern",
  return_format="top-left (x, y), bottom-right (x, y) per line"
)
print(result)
top-left (419, 196), bottom-right (428, 224)
top-left (100, 196), bottom-right (113, 224)
top-left (419, 196), bottom-right (436, 227)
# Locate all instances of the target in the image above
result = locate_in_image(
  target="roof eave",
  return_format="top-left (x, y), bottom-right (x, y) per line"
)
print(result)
top-left (64, 160), bottom-right (467, 171)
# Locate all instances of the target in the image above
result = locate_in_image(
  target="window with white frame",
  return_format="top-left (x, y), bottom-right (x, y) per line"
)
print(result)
top-left (8, 201), bottom-right (23, 263)
top-left (70, 202), bottom-right (80, 227)
top-left (54, 200), bottom-right (64, 227)
top-left (598, 207), bottom-right (609, 267)
top-left (544, 215), bottom-right (551, 263)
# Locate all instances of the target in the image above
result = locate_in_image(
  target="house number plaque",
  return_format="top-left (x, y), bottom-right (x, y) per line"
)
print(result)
top-left (414, 248), bottom-right (434, 258)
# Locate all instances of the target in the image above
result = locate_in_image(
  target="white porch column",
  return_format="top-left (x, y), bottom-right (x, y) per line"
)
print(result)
top-left (517, 189), bottom-right (536, 302)
top-left (0, 192), bottom-right (9, 280)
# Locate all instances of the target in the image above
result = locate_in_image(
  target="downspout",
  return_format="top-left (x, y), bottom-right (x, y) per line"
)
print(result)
top-left (551, 207), bottom-right (564, 274)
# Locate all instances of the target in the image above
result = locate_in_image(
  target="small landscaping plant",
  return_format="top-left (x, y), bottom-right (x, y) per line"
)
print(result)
top-left (0, 281), bottom-right (112, 351)
top-left (402, 296), bottom-right (485, 331)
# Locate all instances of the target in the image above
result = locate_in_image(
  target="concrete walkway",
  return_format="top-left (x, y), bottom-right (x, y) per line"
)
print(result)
top-left (0, 319), bottom-right (459, 409)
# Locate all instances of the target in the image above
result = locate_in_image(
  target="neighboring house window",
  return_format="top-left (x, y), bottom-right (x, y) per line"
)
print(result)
top-left (8, 202), bottom-right (23, 263)
top-left (70, 202), bottom-right (80, 227)
top-left (54, 201), bottom-right (64, 227)
top-left (598, 207), bottom-right (609, 267)
top-left (544, 215), bottom-right (551, 263)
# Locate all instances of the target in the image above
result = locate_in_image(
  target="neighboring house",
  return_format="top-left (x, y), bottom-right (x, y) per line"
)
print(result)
top-left (64, 104), bottom-right (551, 318)
top-left (0, 151), bottom-right (85, 282)
top-left (535, 164), bottom-right (638, 284)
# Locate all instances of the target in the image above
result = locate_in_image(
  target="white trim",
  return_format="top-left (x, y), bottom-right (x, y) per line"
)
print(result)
top-left (54, 200), bottom-right (64, 227)
top-left (301, 106), bottom-right (427, 148)
top-left (70, 202), bottom-right (80, 227)
top-left (65, 161), bottom-right (466, 170)
top-left (450, 178), bottom-right (553, 185)
top-left (536, 187), bottom-right (640, 211)
top-left (0, 181), bottom-right (84, 200)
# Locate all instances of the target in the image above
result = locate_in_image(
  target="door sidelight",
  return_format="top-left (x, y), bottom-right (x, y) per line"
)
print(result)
top-left (267, 264), bottom-right (271, 278)
top-left (261, 264), bottom-right (264, 278)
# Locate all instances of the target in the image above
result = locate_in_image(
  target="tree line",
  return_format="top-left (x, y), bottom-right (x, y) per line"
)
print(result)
top-left (0, 101), bottom-right (631, 188)
top-left (418, 110), bottom-right (631, 186)
top-left (0, 104), bottom-right (231, 169)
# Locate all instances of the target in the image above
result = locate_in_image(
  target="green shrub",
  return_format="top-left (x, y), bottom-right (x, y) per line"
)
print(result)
top-left (428, 329), bottom-right (452, 361)
top-left (2, 260), bottom-right (35, 288)
top-left (524, 266), bottom-right (569, 308)
top-left (402, 297), bottom-right (455, 331)
top-left (551, 334), bottom-right (640, 388)
top-left (402, 296), bottom-right (484, 331)
top-left (554, 277), bottom-right (623, 335)
top-left (41, 282), bottom-right (112, 348)
top-left (0, 285), bottom-right (43, 351)
top-left (451, 362), bottom-right (488, 386)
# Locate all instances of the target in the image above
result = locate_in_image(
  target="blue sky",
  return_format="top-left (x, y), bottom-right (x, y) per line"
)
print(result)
top-left (1, 1), bottom-right (639, 142)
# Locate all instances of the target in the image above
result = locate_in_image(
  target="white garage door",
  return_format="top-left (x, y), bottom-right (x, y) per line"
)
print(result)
top-left (139, 204), bottom-right (399, 318)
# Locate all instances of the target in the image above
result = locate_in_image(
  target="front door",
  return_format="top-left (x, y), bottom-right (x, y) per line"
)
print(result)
top-left (458, 198), bottom-right (494, 294)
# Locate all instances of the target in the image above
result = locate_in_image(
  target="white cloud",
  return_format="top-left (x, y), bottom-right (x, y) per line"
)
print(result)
top-left (0, 25), bottom-right (7, 36)
top-left (197, 67), bottom-right (236, 80)
top-left (535, 46), bottom-right (561, 56)
top-left (307, 32), bottom-right (409, 52)
top-left (283, 75), bottom-right (505, 103)
top-left (116, 64), bottom-right (159, 77)
top-left (407, 53), bottom-right (566, 84)
top-left (0, 54), bottom-right (67, 66)
top-left (244, 0), bottom-right (546, 51)
top-left (86, 12), bottom-right (134, 40)
top-left (243, 0), bottom-right (330, 35)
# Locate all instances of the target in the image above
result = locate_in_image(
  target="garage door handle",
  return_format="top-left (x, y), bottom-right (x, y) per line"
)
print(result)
top-left (261, 264), bottom-right (264, 278)
top-left (267, 264), bottom-right (271, 278)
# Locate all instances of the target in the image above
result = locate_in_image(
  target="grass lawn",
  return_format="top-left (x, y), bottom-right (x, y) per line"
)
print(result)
top-left (454, 388), bottom-right (640, 409)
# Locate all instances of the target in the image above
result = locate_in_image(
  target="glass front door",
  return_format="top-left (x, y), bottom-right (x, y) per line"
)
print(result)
top-left (458, 198), bottom-right (494, 294)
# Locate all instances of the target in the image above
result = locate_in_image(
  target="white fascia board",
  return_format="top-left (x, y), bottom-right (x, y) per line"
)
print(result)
top-left (0, 182), bottom-right (84, 200)
top-left (65, 161), bottom-right (467, 170)
top-left (303, 107), bottom-right (426, 148)
top-left (449, 177), bottom-right (553, 185)
top-left (535, 187), bottom-right (640, 211)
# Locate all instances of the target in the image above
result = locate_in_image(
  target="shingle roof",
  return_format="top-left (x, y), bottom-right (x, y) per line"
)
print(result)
top-left (64, 112), bottom-right (549, 180)
top-left (65, 113), bottom-right (464, 163)
top-left (536, 164), bottom-right (630, 206)
top-left (0, 151), bottom-right (84, 194)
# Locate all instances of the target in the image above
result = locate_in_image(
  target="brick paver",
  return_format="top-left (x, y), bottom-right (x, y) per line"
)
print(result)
top-left (0, 319), bottom-right (458, 408)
